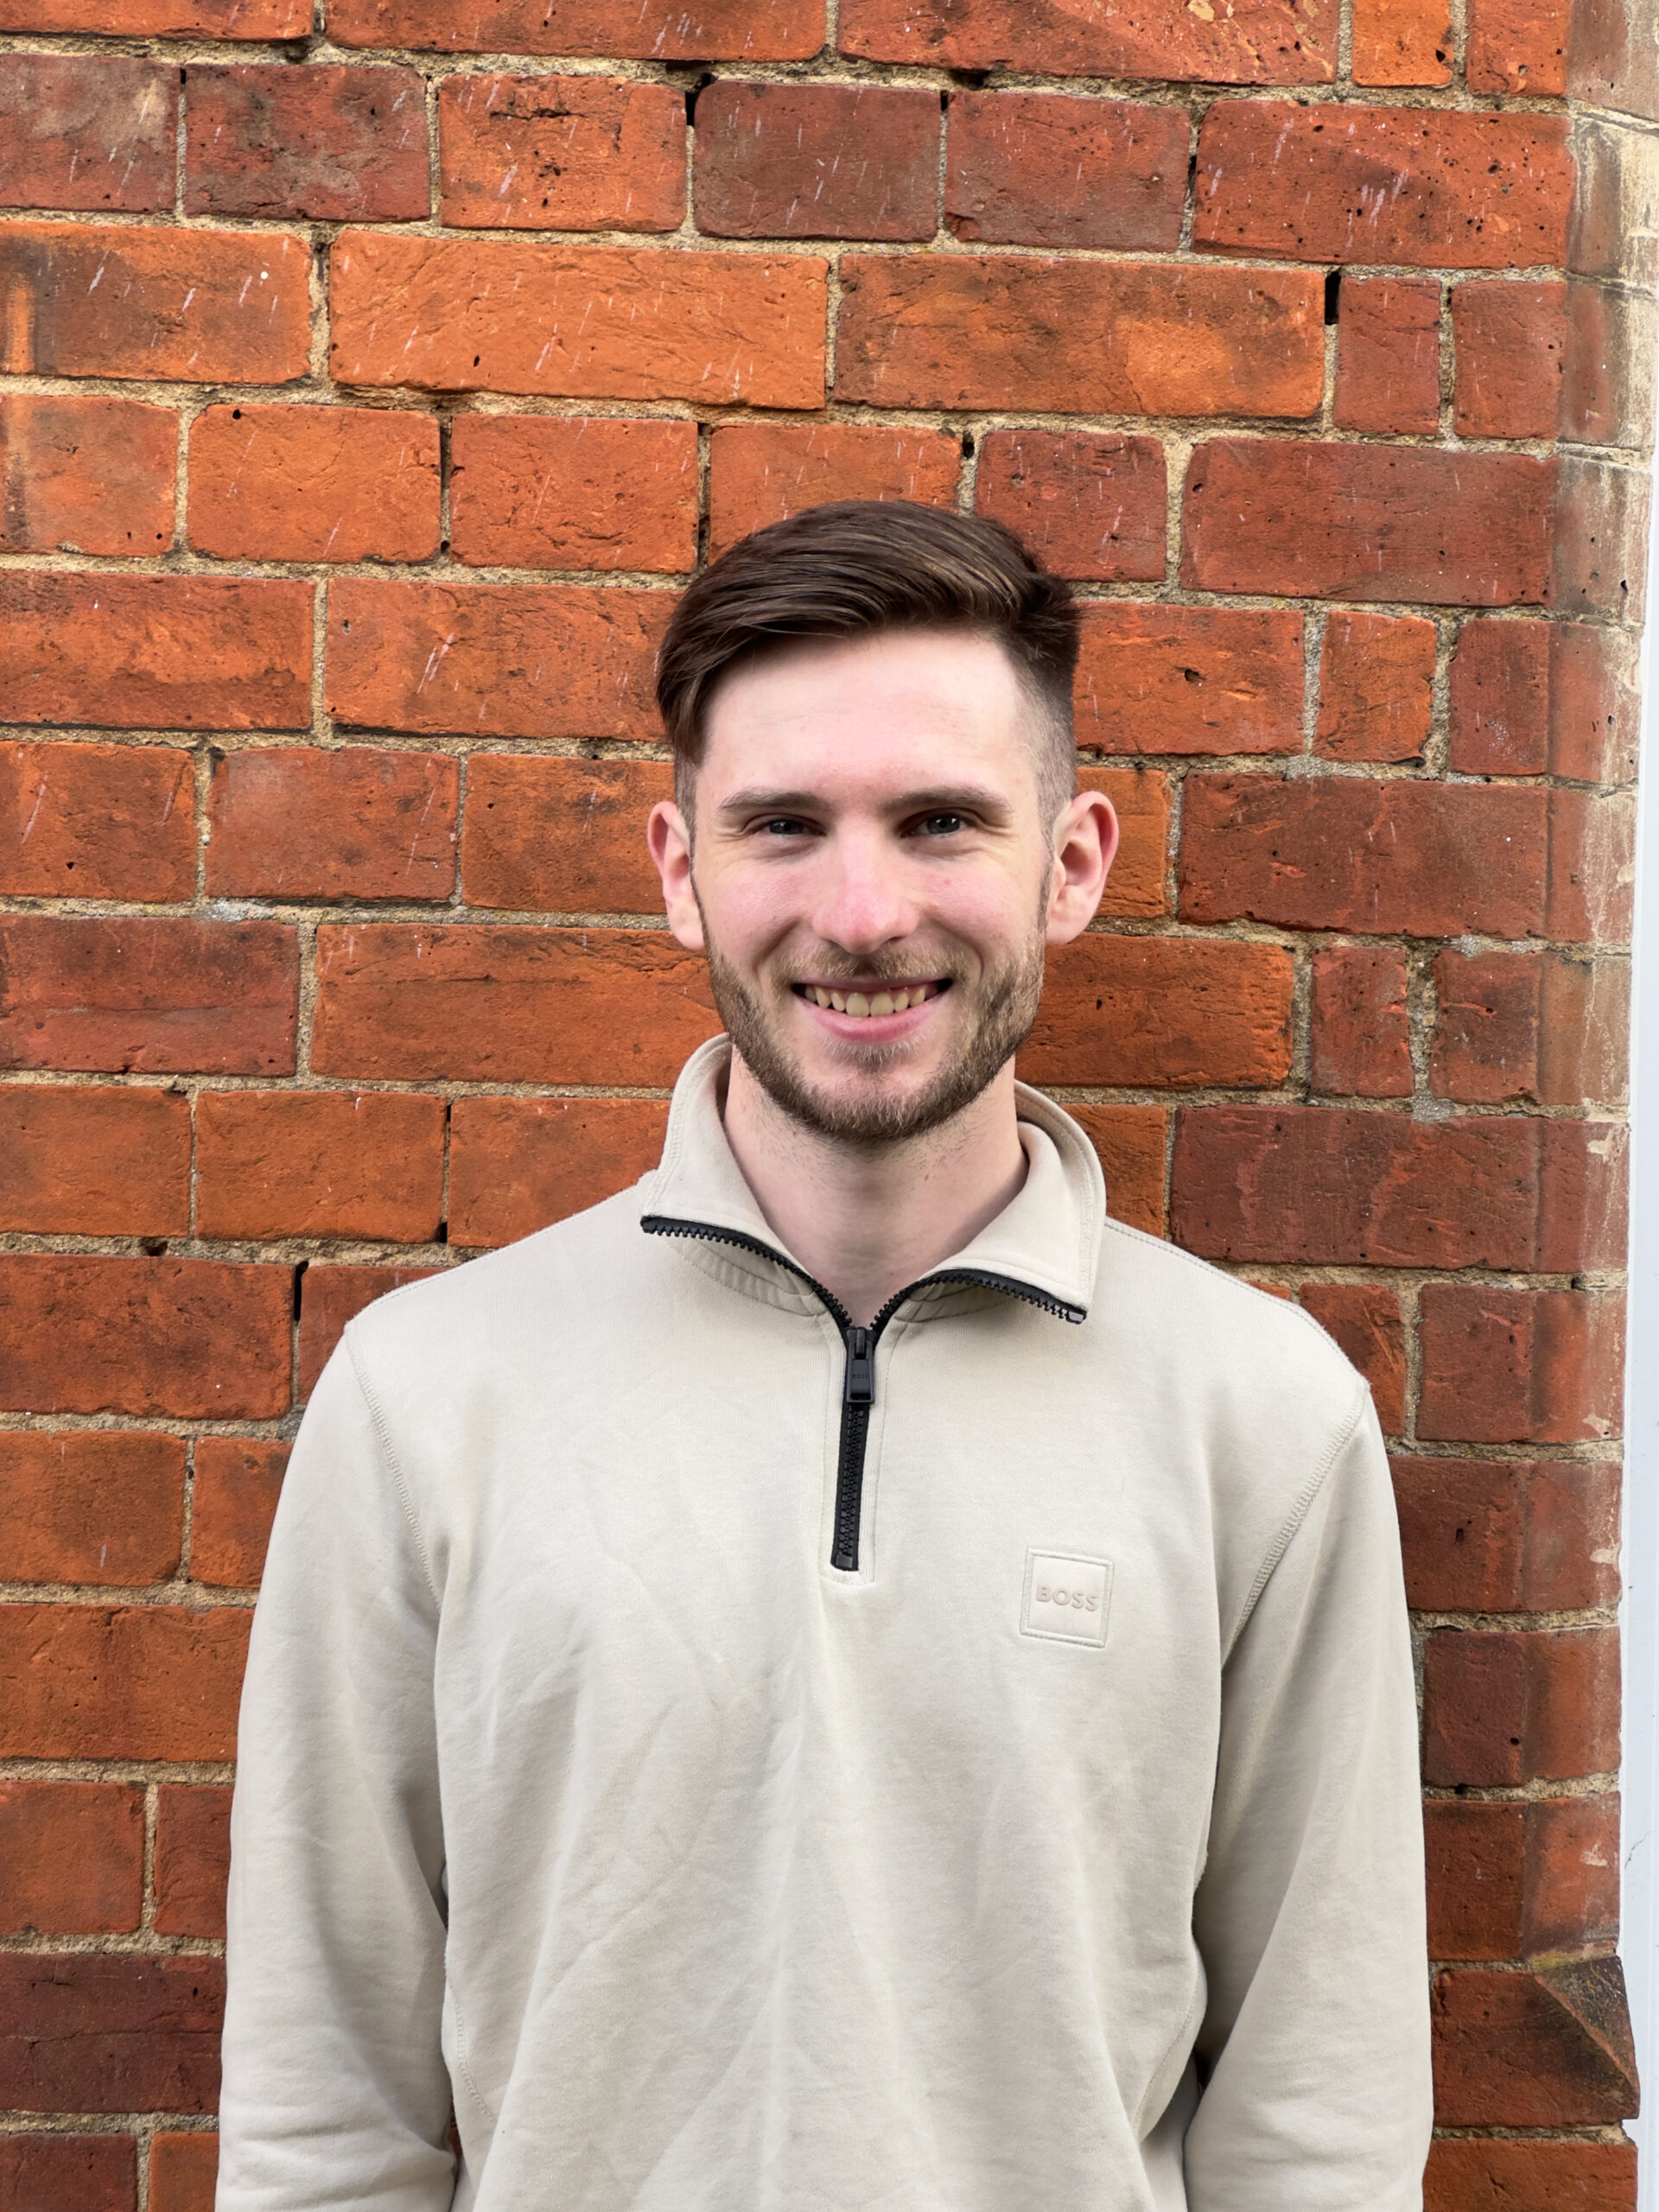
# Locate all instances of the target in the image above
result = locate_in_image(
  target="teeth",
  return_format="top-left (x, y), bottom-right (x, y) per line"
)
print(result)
top-left (869, 992), bottom-right (894, 1016)
top-left (846, 992), bottom-right (870, 1017)
top-left (890, 989), bottom-right (909, 1013)
top-left (814, 988), bottom-right (832, 1008)
top-left (830, 991), bottom-right (847, 1012)
top-left (804, 982), bottom-right (936, 1016)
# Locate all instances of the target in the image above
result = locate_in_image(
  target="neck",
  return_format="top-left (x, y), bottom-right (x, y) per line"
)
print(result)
top-left (719, 1054), bottom-right (1029, 1326)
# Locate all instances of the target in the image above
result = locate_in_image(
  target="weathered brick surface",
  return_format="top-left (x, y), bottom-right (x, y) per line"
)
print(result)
top-left (1432, 949), bottom-right (1628, 1109)
top-left (0, 1954), bottom-right (225, 2113)
top-left (1466, 0), bottom-right (1572, 94)
top-left (974, 429), bottom-right (1165, 582)
top-left (206, 747), bottom-right (457, 902)
top-left (1393, 1457), bottom-right (1621, 1613)
top-left (1333, 276), bottom-right (1442, 435)
top-left (838, 0), bottom-right (1332, 82)
top-left (149, 2133), bottom-right (219, 2212)
top-left (945, 92), bottom-right (1187, 251)
top-left (1300, 1283), bottom-right (1406, 1433)
top-left (188, 404), bottom-right (441, 565)
top-left (1426, 2137), bottom-right (1635, 2212)
top-left (185, 65), bottom-right (429, 221)
top-left (1065, 1104), bottom-right (1167, 1239)
top-left (1423, 1627), bottom-right (1620, 1786)
top-left (0, 1607), bottom-right (251, 1761)
top-left (1020, 938), bottom-right (1294, 1090)
top-left (0, 0), bottom-right (303, 26)
top-left (1448, 617), bottom-right (1643, 782)
top-left (1084, 766), bottom-right (1171, 919)
top-left (0, 740), bottom-right (193, 899)
top-left (1074, 606), bottom-right (1302, 756)
top-left (197, 1089), bottom-right (447, 1242)
top-left (696, 81), bottom-right (939, 242)
top-left (1, 1430), bottom-right (186, 1585)
top-left (1454, 280), bottom-right (1569, 438)
top-left (709, 423), bottom-right (960, 555)
top-left (1352, 0), bottom-right (1452, 84)
top-left (1309, 945), bottom-right (1413, 1097)
top-left (0, 1082), bottom-right (189, 1235)
top-left (1314, 613), bottom-right (1437, 763)
top-left (0, 54), bottom-right (173, 213)
top-left (450, 414), bottom-right (697, 572)
top-left (328, 0), bottom-right (824, 58)
top-left (1433, 1962), bottom-right (1638, 2126)
top-left (0, 1782), bottom-right (145, 1935)
top-left (0, 394), bottom-right (175, 557)
top-left (461, 753), bottom-right (672, 913)
top-left (0, 2134), bottom-right (137, 2209)
top-left (438, 74), bottom-right (684, 232)
top-left (155, 1786), bottom-right (232, 1939)
top-left (1419, 1287), bottom-right (1625, 1444)
top-left (189, 1440), bottom-right (288, 1589)
top-left (448, 1096), bottom-right (671, 1247)
top-left (296, 1263), bottom-right (441, 1398)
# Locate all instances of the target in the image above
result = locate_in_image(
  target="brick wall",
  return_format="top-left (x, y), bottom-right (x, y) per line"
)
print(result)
top-left (0, 0), bottom-right (1655, 2202)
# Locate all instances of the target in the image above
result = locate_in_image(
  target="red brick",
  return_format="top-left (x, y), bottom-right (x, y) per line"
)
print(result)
top-left (189, 1440), bottom-right (288, 1588)
top-left (439, 74), bottom-right (683, 232)
top-left (450, 415), bottom-right (697, 573)
top-left (1426, 1799), bottom-right (1525, 1959)
top-left (1448, 619), bottom-right (1641, 783)
top-left (1063, 1104), bottom-right (1167, 1239)
top-left (839, 0), bottom-right (1331, 83)
top-left (197, 1090), bottom-right (447, 1243)
top-left (1020, 938), bottom-right (1294, 1090)
top-left (1544, 788), bottom-right (1636, 947)
top-left (0, 221), bottom-right (309, 385)
top-left (1432, 950), bottom-right (1628, 1109)
top-left (1420, 1287), bottom-right (1624, 1445)
top-left (1453, 280), bottom-right (1567, 438)
top-left (461, 753), bottom-right (671, 912)
top-left (1309, 945), bottom-right (1413, 1097)
top-left (0, 1606), bottom-right (250, 1761)
top-left (331, 232), bottom-right (826, 408)
top-left (1170, 1109), bottom-right (1610, 1271)
top-left (1551, 459), bottom-right (1651, 623)
top-left (0, 1257), bottom-right (291, 1419)
top-left (206, 747), bottom-right (457, 902)
top-left (1391, 1458), bottom-right (1622, 1613)
top-left (297, 1263), bottom-right (442, 1398)
top-left (837, 257), bottom-right (1322, 419)
top-left (1333, 276), bottom-right (1441, 435)
top-left (708, 423), bottom-right (960, 556)
top-left (185, 64), bottom-right (427, 221)
top-left (1352, 0), bottom-right (1451, 82)
top-left (1424, 1628), bottom-right (1619, 1786)
top-left (1298, 1284), bottom-right (1405, 1433)
top-left (188, 404), bottom-right (441, 565)
top-left (1426, 2137), bottom-right (1635, 2212)
top-left (0, 54), bottom-right (173, 213)
top-left (0, 917), bottom-right (298, 1076)
top-left (1194, 105), bottom-right (1573, 270)
top-left (1084, 765), bottom-right (1170, 920)
top-left (1314, 613), bottom-right (1436, 763)
top-left (1433, 1962), bottom-right (1637, 2126)
top-left (0, 740), bottom-right (193, 900)
top-left (154, 1785), bottom-right (232, 1939)
top-left (945, 91), bottom-right (1185, 252)
top-left (329, 0), bottom-right (823, 58)
top-left (696, 81), bottom-right (938, 242)
top-left (0, 573), bottom-right (311, 732)
top-left (1466, 0), bottom-right (1571, 95)
top-left (1181, 441), bottom-right (1552, 606)
top-left (0, 1782), bottom-right (144, 1936)
top-left (449, 1096), bottom-right (671, 1248)
top-left (0, 1955), bottom-right (224, 2114)
top-left (974, 430), bottom-right (1165, 584)
top-left (0, 394), bottom-right (175, 557)
top-left (149, 2134), bottom-right (219, 2212)
top-left (1526, 1796), bottom-right (1621, 1951)
top-left (0, 0), bottom-right (302, 28)
top-left (311, 924), bottom-right (720, 1084)
top-left (1075, 605), bottom-right (1302, 757)
top-left (0, 2134), bottom-right (136, 2212)
top-left (1179, 776), bottom-right (1549, 939)
top-left (327, 579), bottom-right (670, 742)
top-left (0, 1431), bottom-right (186, 1586)
top-left (1550, 284), bottom-right (1648, 449)
top-left (0, 1084), bottom-right (189, 1236)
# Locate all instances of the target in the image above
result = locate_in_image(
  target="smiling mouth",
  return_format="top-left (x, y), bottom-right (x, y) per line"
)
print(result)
top-left (791, 980), bottom-right (950, 1020)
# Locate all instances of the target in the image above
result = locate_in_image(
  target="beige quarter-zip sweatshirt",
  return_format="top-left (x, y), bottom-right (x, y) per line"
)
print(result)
top-left (220, 1037), bottom-right (1432, 2212)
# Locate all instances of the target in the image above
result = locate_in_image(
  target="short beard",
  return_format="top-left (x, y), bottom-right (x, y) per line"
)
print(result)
top-left (698, 914), bottom-right (1048, 1149)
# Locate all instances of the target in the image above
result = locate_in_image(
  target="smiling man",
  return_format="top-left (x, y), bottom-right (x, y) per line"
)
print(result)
top-left (220, 503), bottom-right (1431, 2212)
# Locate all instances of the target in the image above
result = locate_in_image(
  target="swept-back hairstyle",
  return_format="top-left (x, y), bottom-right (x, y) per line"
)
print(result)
top-left (654, 500), bottom-right (1080, 818)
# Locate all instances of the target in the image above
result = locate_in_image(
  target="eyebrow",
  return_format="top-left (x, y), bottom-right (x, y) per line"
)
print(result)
top-left (715, 784), bottom-right (1015, 821)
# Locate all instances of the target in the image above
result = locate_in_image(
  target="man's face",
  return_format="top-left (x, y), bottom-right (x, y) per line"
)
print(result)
top-left (649, 628), bottom-right (1116, 1147)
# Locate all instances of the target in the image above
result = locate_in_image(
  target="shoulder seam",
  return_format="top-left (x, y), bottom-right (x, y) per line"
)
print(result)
top-left (1221, 1376), bottom-right (1370, 1667)
top-left (343, 1323), bottom-right (442, 1611)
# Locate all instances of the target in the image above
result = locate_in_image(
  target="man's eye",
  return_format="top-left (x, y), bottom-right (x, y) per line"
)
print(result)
top-left (916, 811), bottom-right (966, 836)
top-left (759, 817), bottom-right (811, 837)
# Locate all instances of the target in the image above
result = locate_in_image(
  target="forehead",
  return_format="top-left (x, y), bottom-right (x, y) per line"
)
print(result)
top-left (699, 628), bottom-right (1039, 800)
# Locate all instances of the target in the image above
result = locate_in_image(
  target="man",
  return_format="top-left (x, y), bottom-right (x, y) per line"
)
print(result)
top-left (220, 502), bottom-right (1431, 2210)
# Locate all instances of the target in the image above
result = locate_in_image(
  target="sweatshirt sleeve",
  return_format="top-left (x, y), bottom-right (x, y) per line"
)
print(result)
top-left (217, 1337), bottom-right (456, 2211)
top-left (1183, 1388), bottom-right (1433, 2212)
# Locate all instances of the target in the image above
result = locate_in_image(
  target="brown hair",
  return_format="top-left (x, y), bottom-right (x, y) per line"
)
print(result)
top-left (655, 499), bottom-right (1080, 818)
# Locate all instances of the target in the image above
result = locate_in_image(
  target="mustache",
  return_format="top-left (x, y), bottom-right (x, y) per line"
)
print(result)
top-left (774, 951), bottom-right (968, 988)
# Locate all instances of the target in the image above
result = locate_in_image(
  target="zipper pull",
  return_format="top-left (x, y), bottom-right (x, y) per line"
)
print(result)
top-left (844, 1325), bottom-right (874, 1406)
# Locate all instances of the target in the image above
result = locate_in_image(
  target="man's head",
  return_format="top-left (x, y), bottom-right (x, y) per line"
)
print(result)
top-left (647, 501), bottom-right (1116, 1150)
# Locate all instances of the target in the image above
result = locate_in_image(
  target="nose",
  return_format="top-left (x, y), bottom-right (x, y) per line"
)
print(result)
top-left (809, 822), bottom-right (921, 959)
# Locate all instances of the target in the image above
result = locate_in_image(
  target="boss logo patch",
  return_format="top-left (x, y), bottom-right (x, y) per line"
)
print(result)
top-left (1021, 1550), bottom-right (1112, 1647)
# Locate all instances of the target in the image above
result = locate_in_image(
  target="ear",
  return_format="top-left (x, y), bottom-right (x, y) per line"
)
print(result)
top-left (1045, 789), bottom-right (1118, 946)
top-left (647, 799), bottom-right (704, 952)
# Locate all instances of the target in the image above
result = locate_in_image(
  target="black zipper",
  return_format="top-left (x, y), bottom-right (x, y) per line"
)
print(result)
top-left (642, 1214), bottom-right (1084, 1573)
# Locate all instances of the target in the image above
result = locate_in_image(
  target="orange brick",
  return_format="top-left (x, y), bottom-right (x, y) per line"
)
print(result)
top-left (448, 1096), bottom-right (671, 1248)
top-left (0, 2135), bottom-right (135, 2208)
top-left (1084, 765), bottom-right (1170, 920)
top-left (149, 2134), bottom-right (219, 2212)
top-left (695, 80), bottom-right (938, 242)
top-left (0, 1084), bottom-right (189, 1236)
top-left (1431, 949), bottom-right (1628, 1110)
top-left (0, 0), bottom-right (302, 27)
top-left (1419, 1287), bottom-right (1624, 1446)
top-left (1448, 619), bottom-right (1642, 784)
top-left (189, 1440), bottom-right (288, 1589)
top-left (1333, 276), bottom-right (1441, 435)
top-left (1427, 2138), bottom-right (1634, 2212)
top-left (1453, 281), bottom-right (1568, 439)
top-left (0, 1432), bottom-right (185, 1585)
top-left (1075, 605), bottom-right (1303, 757)
top-left (708, 423), bottom-right (960, 556)
top-left (331, 231), bottom-right (827, 408)
top-left (207, 747), bottom-right (457, 902)
top-left (1299, 1282), bottom-right (1406, 1433)
top-left (184, 63), bottom-right (429, 222)
top-left (1392, 1456), bottom-right (1621, 1614)
top-left (327, 579), bottom-right (671, 742)
top-left (330, 0), bottom-right (823, 59)
top-left (154, 1786), bottom-right (232, 1939)
top-left (1351, 0), bottom-right (1452, 84)
top-left (0, 53), bottom-right (174, 213)
top-left (188, 404), bottom-right (441, 565)
top-left (1309, 944), bottom-right (1413, 1097)
top-left (0, 395), bottom-right (175, 555)
top-left (1423, 1627), bottom-right (1619, 1786)
top-left (1021, 938), bottom-right (1294, 1090)
top-left (0, 221), bottom-right (309, 384)
top-left (461, 754), bottom-right (671, 912)
top-left (297, 1263), bottom-right (442, 1398)
top-left (0, 1605), bottom-right (251, 1761)
top-left (0, 741), bottom-right (194, 901)
top-left (1065, 1104), bottom-right (1166, 1237)
top-left (974, 429), bottom-right (1165, 583)
top-left (1314, 613), bottom-right (1437, 763)
top-left (0, 1781), bottom-right (144, 1936)
top-left (196, 1090), bottom-right (447, 1243)
top-left (840, 0), bottom-right (1332, 82)
top-left (1465, 0), bottom-right (1570, 94)
top-left (449, 415), bottom-right (696, 574)
top-left (439, 74), bottom-right (683, 232)
top-left (946, 91), bottom-right (1186, 251)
